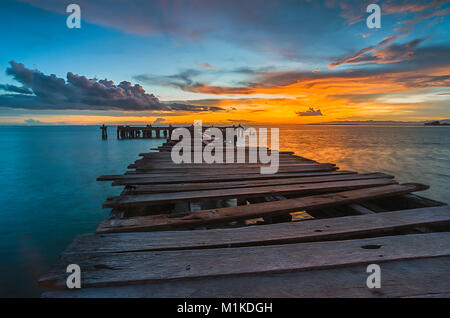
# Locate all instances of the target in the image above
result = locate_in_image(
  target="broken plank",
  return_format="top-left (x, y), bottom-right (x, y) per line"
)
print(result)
top-left (129, 162), bottom-right (322, 169)
top-left (130, 172), bottom-right (393, 194)
top-left (97, 183), bottom-right (428, 232)
top-left (139, 151), bottom-right (298, 157)
top-left (105, 170), bottom-right (356, 184)
top-left (130, 164), bottom-right (337, 175)
top-left (39, 232), bottom-right (450, 289)
top-left (62, 205), bottom-right (450, 253)
top-left (103, 178), bottom-right (397, 208)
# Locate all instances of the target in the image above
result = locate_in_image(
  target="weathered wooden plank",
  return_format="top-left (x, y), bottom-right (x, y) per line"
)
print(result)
top-left (138, 153), bottom-right (307, 157)
top-left (41, 256), bottom-right (450, 298)
top-left (130, 164), bottom-right (337, 175)
top-left (63, 206), bottom-right (450, 254)
top-left (38, 232), bottom-right (450, 289)
top-left (140, 150), bottom-right (298, 157)
top-left (129, 160), bottom-right (315, 169)
top-left (107, 170), bottom-right (357, 185)
top-left (137, 154), bottom-right (310, 161)
top-left (138, 154), bottom-right (309, 160)
top-left (130, 173), bottom-right (393, 194)
top-left (139, 157), bottom-right (305, 163)
top-left (98, 166), bottom-right (340, 182)
top-left (129, 162), bottom-right (323, 169)
top-left (103, 178), bottom-right (397, 208)
top-left (97, 183), bottom-right (428, 233)
top-left (136, 157), bottom-right (312, 163)
top-left (135, 153), bottom-right (310, 159)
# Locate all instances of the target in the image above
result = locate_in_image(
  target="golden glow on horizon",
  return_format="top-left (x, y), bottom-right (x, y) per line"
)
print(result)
top-left (3, 65), bottom-right (449, 125)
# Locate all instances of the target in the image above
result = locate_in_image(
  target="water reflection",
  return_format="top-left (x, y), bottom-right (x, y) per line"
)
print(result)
top-left (275, 125), bottom-right (450, 203)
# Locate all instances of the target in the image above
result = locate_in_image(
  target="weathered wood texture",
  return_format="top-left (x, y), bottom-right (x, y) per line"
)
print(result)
top-left (42, 256), bottom-right (450, 298)
top-left (128, 164), bottom-right (337, 176)
top-left (39, 232), bottom-right (450, 289)
top-left (104, 178), bottom-right (397, 208)
top-left (129, 172), bottom-right (393, 194)
top-left (107, 171), bottom-right (357, 185)
top-left (65, 206), bottom-right (450, 254)
top-left (98, 183), bottom-right (428, 233)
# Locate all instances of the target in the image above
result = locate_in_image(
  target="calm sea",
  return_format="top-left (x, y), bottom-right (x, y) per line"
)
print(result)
top-left (0, 125), bottom-right (449, 297)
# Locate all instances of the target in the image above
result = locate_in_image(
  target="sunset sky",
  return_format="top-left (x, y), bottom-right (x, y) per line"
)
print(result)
top-left (0, 0), bottom-right (449, 125)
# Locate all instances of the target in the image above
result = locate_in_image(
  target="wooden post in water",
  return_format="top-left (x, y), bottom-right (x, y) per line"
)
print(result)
top-left (100, 124), bottom-right (108, 139)
top-left (169, 124), bottom-right (173, 139)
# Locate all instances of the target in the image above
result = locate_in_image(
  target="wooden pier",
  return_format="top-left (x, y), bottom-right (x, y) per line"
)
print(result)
top-left (116, 125), bottom-right (173, 139)
top-left (110, 124), bottom-right (243, 139)
top-left (39, 132), bottom-right (450, 297)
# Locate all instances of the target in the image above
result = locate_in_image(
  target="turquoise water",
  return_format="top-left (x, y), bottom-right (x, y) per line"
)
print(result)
top-left (0, 125), bottom-right (449, 297)
top-left (0, 126), bottom-right (164, 297)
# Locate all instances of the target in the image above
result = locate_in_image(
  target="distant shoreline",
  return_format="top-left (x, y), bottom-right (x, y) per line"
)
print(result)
top-left (306, 123), bottom-right (450, 126)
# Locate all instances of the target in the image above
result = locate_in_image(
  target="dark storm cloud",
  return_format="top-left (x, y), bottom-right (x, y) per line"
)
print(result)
top-left (167, 102), bottom-right (221, 111)
top-left (0, 84), bottom-right (33, 95)
top-left (0, 62), bottom-right (222, 112)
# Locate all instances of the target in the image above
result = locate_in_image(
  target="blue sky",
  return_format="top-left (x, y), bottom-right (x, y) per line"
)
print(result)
top-left (0, 0), bottom-right (449, 124)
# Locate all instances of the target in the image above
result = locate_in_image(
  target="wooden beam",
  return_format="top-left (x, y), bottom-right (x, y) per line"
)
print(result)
top-left (130, 164), bottom-right (337, 175)
top-left (103, 178), bottom-right (397, 209)
top-left (60, 206), bottom-right (450, 253)
top-left (97, 183), bottom-right (428, 232)
top-left (38, 232), bottom-right (450, 289)
top-left (41, 256), bottom-right (450, 297)
top-left (129, 173), bottom-right (393, 194)
top-left (129, 162), bottom-right (322, 169)
top-left (105, 171), bottom-right (357, 185)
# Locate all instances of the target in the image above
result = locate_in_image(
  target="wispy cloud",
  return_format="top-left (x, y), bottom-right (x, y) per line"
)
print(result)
top-left (152, 117), bottom-right (166, 124)
top-left (194, 61), bottom-right (218, 69)
top-left (24, 118), bottom-right (66, 125)
top-left (383, 0), bottom-right (447, 14)
top-left (329, 35), bottom-right (400, 69)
